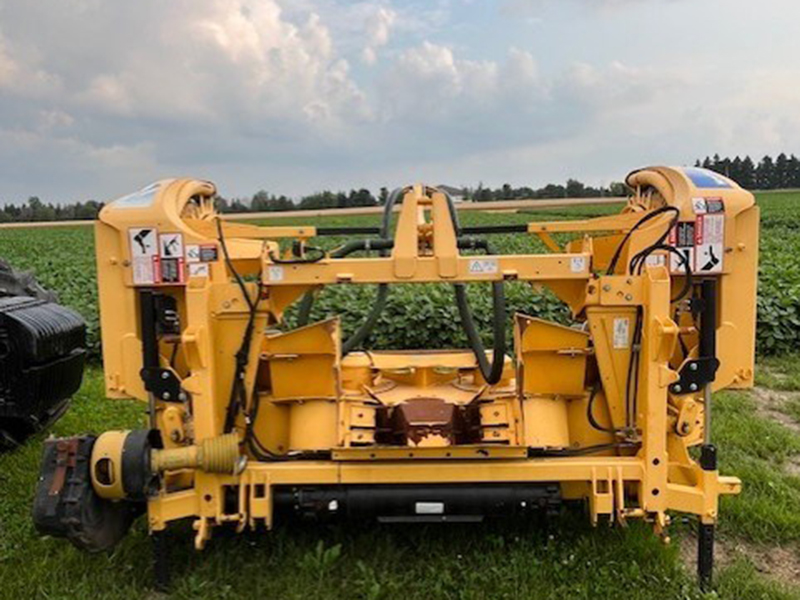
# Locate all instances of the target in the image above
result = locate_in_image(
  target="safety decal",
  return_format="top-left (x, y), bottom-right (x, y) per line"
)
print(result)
top-left (570, 256), bottom-right (587, 273)
top-left (199, 244), bottom-right (219, 262)
top-left (128, 227), bottom-right (160, 285)
top-left (158, 233), bottom-right (185, 284)
top-left (268, 266), bottom-right (284, 282)
top-left (692, 197), bottom-right (725, 215)
top-left (695, 214), bottom-right (724, 273)
top-left (645, 254), bottom-right (666, 268)
top-left (668, 222), bottom-right (695, 274)
top-left (468, 258), bottom-right (498, 275)
top-left (188, 263), bottom-right (210, 278)
top-left (613, 318), bottom-right (630, 350)
top-left (185, 244), bottom-right (201, 263)
top-left (185, 243), bottom-right (218, 263)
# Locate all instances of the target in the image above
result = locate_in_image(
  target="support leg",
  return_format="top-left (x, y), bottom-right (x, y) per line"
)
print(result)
top-left (152, 530), bottom-right (171, 592)
top-left (698, 522), bottom-right (715, 592)
top-left (698, 443), bottom-right (717, 591)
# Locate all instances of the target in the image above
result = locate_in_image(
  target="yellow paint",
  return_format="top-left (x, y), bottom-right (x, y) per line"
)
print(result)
top-left (91, 169), bottom-right (756, 546)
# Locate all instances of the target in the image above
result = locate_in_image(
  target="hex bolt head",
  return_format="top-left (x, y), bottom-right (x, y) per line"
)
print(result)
top-left (673, 385), bottom-right (682, 393)
top-left (689, 383), bottom-right (698, 391)
top-left (161, 371), bottom-right (170, 380)
top-left (689, 363), bottom-right (698, 371)
top-left (602, 284), bottom-right (612, 292)
top-left (161, 392), bottom-right (171, 400)
top-left (625, 294), bottom-right (633, 301)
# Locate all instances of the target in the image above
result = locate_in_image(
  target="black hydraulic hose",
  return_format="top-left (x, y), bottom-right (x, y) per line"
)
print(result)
top-left (606, 206), bottom-right (680, 275)
top-left (440, 188), bottom-right (507, 385)
top-left (296, 292), bottom-right (314, 327)
top-left (340, 187), bottom-right (406, 355)
top-left (454, 281), bottom-right (506, 384)
top-left (330, 238), bottom-right (394, 259)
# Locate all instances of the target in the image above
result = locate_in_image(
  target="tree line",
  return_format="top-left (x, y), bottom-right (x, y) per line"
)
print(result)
top-left (695, 153), bottom-right (800, 190)
top-left (0, 178), bottom-right (626, 222)
top-left (1, 155), bottom-right (797, 223)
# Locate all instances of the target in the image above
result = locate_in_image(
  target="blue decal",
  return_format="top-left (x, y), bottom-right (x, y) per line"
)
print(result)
top-left (682, 167), bottom-right (732, 189)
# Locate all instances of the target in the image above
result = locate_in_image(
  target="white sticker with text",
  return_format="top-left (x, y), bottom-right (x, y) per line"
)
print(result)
top-left (613, 317), bottom-right (630, 350)
top-left (468, 258), bottom-right (498, 275)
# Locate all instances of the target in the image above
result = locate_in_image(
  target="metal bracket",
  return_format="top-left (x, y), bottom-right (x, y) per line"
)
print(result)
top-left (140, 368), bottom-right (186, 402)
top-left (670, 357), bottom-right (719, 395)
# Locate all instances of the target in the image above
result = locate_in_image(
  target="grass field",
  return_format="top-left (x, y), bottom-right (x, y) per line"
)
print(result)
top-left (1, 193), bottom-right (800, 598)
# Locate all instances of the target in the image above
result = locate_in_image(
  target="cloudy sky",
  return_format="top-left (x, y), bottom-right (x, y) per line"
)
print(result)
top-left (1, 0), bottom-right (798, 203)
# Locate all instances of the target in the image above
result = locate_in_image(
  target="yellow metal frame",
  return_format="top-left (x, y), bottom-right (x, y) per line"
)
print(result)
top-left (94, 167), bottom-right (759, 549)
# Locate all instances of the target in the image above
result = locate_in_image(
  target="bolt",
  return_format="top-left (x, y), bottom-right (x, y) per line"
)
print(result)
top-left (178, 392), bottom-right (187, 402)
top-left (625, 294), bottom-right (633, 301)
top-left (673, 385), bottom-right (682, 393)
top-left (161, 371), bottom-right (170, 380)
top-left (162, 392), bottom-right (171, 400)
top-left (170, 431), bottom-right (180, 442)
top-left (689, 383), bottom-right (698, 391)
top-left (602, 284), bottom-right (612, 292)
top-left (689, 363), bottom-right (698, 371)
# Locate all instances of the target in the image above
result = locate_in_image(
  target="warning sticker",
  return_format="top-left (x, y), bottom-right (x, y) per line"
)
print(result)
top-left (695, 214), bottom-right (724, 273)
top-left (570, 256), bottom-right (587, 273)
top-left (129, 228), bottom-right (159, 285)
top-left (185, 244), bottom-right (201, 263)
top-left (268, 266), bottom-right (284, 282)
top-left (668, 222), bottom-right (695, 274)
top-left (160, 233), bottom-right (183, 258)
top-left (199, 244), bottom-right (219, 262)
top-left (468, 258), bottom-right (498, 275)
top-left (691, 197), bottom-right (708, 214)
top-left (691, 197), bottom-right (725, 215)
top-left (158, 233), bottom-right (185, 284)
top-left (188, 263), bottom-right (209, 278)
top-left (613, 318), bottom-right (630, 349)
top-left (160, 258), bottom-right (183, 284)
top-left (185, 243), bottom-right (218, 263)
top-left (645, 254), bottom-right (666, 268)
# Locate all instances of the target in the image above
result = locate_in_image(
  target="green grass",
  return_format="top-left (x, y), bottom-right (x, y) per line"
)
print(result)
top-left (0, 367), bottom-right (799, 599)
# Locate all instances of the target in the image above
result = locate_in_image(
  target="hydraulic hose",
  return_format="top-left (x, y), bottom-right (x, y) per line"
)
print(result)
top-left (439, 188), bottom-right (507, 385)
top-left (295, 189), bottom-right (403, 349)
top-left (339, 187), bottom-right (405, 355)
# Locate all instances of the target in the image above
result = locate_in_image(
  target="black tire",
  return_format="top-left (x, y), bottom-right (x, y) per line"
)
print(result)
top-left (0, 259), bottom-right (83, 449)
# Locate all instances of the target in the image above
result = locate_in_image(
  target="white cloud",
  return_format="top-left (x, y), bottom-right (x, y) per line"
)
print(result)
top-left (361, 6), bottom-right (396, 65)
top-left (0, 0), bottom-right (798, 203)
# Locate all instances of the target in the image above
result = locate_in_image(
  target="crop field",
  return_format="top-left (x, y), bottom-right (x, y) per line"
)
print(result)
top-left (0, 192), bottom-right (799, 598)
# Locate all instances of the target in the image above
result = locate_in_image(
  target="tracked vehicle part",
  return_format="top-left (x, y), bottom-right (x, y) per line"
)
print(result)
top-left (33, 435), bottom-right (140, 551)
top-left (0, 294), bottom-right (86, 447)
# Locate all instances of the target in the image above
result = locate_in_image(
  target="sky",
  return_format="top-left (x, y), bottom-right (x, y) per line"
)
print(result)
top-left (1, 0), bottom-right (799, 204)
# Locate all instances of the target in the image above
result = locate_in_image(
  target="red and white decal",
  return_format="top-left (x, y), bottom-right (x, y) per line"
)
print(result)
top-left (158, 233), bottom-right (185, 284)
top-left (694, 214), bottom-right (724, 273)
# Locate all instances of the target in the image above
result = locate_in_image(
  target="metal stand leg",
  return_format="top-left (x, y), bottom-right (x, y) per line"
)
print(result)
top-left (698, 522), bottom-right (715, 591)
top-left (698, 443), bottom-right (717, 591)
top-left (152, 530), bottom-right (171, 592)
